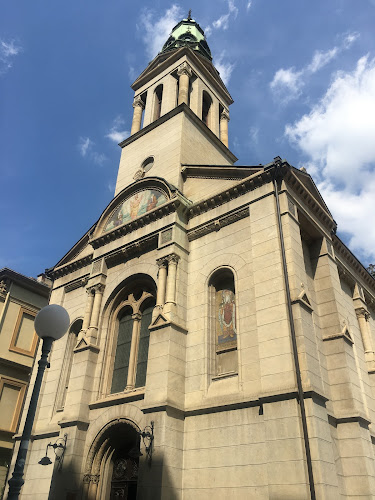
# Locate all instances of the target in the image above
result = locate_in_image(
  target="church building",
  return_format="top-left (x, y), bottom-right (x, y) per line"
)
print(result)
top-left (7, 14), bottom-right (375, 500)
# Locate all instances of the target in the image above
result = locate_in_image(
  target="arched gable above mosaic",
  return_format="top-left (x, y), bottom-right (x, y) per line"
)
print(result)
top-left (104, 189), bottom-right (167, 233)
top-left (93, 177), bottom-right (177, 238)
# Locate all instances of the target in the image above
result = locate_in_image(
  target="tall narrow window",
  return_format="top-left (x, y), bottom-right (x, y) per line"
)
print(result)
top-left (135, 299), bottom-right (154, 388)
top-left (55, 319), bottom-right (82, 412)
top-left (153, 85), bottom-right (163, 121)
top-left (110, 289), bottom-right (155, 394)
top-left (209, 269), bottom-right (238, 376)
top-left (202, 91), bottom-right (212, 128)
top-left (111, 307), bottom-right (133, 394)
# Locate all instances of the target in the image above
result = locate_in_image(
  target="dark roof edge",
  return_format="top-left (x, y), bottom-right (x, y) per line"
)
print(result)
top-left (0, 268), bottom-right (51, 296)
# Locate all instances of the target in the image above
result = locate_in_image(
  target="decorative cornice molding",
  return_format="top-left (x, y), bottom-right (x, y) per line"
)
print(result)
top-left (51, 255), bottom-right (93, 279)
top-left (283, 169), bottom-right (336, 233)
top-left (132, 46), bottom-right (233, 104)
top-left (187, 170), bottom-right (272, 219)
top-left (64, 276), bottom-right (89, 293)
top-left (188, 205), bottom-right (249, 241)
top-left (119, 103), bottom-right (238, 163)
top-left (334, 236), bottom-right (375, 298)
top-left (104, 233), bottom-right (159, 268)
top-left (181, 165), bottom-right (260, 180)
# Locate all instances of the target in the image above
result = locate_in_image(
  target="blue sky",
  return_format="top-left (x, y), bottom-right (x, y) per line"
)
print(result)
top-left (1, 0), bottom-right (375, 277)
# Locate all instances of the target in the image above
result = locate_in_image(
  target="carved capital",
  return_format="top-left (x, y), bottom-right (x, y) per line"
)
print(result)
top-left (356, 307), bottom-right (370, 321)
top-left (133, 95), bottom-right (145, 109)
top-left (132, 312), bottom-right (142, 321)
top-left (177, 62), bottom-right (192, 77)
top-left (156, 257), bottom-right (168, 269)
top-left (92, 283), bottom-right (105, 295)
top-left (86, 288), bottom-right (95, 297)
top-left (220, 109), bottom-right (230, 122)
top-left (166, 253), bottom-right (180, 265)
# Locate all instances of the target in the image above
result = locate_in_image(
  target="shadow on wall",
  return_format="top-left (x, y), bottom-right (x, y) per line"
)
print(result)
top-left (46, 446), bottom-right (178, 500)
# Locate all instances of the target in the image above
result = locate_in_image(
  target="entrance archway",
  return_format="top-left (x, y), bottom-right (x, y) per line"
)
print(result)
top-left (83, 419), bottom-right (141, 500)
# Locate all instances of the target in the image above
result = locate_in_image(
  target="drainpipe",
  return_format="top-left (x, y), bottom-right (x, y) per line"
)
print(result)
top-left (270, 159), bottom-right (316, 500)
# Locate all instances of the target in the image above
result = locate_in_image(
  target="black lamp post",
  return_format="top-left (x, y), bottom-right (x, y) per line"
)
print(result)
top-left (8, 304), bottom-right (70, 500)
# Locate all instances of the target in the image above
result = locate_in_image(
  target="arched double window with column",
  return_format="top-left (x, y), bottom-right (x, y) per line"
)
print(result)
top-left (209, 268), bottom-right (238, 377)
top-left (110, 288), bottom-right (155, 394)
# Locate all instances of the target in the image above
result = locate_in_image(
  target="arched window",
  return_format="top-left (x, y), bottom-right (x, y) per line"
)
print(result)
top-left (202, 90), bottom-right (212, 128)
top-left (153, 84), bottom-right (163, 121)
top-left (209, 269), bottom-right (238, 376)
top-left (111, 289), bottom-right (155, 394)
top-left (55, 319), bottom-right (83, 412)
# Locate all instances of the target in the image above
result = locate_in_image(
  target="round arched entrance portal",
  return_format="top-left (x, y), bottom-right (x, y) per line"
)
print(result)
top-left (83, 419), bottom-right (141, 500)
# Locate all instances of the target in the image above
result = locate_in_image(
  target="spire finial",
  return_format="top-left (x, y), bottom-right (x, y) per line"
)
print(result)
top-left (187, 9), bottom-right (192, 20)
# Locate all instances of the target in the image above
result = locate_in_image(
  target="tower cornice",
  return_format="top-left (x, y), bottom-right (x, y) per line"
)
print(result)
top-left (132, 47), bottom-right (233, 105)
top-left (118, 103), bottom-right (238, 164)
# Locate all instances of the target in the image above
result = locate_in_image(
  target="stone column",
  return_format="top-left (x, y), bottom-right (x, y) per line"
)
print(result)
top-left (165, 254), bottom-right (179, 306)
top-left (126, 312), bottom-right (141, 390)
top-left (87, 284), bottom-right (104, 343)
top-left (356, 308), bottom-right (373, 356)
top-left (130, 95), bottom-right (145, 135)
top-left (177, 62), bottom-right (192, 106)
top-left (220, 109), bottom-right (230, 147)
top-left (154, 259), bottom-right (167, 318)
top-left (80, 288), bottom-right (95, 338)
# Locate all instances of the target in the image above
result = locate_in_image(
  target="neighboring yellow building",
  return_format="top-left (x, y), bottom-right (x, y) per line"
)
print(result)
top-left (0, 268), bottom-right (50, 498)
top-left (6, 14), bottom-right (375, 500)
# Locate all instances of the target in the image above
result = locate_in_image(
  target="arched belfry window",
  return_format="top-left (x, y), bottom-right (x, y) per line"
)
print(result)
top-left (55, 319), bottom-right (83, 412)
top-left (111, 287), bottom-right (155, 394)
top-left (153, 84), bottom-right (163, 121)
top-left (209, 269), bottom-right (238, 376)
top-left (202, 90), bottom-right (212, 128)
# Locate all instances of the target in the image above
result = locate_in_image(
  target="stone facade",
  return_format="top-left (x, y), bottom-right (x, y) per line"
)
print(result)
top-left (0, 268), bottom-right (50, 499)
top-left (6, 15), bottom-right (375, 500)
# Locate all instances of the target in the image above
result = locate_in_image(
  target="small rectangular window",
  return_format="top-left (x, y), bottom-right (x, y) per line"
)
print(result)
top-left (0, 377), bottom-right (26, 432)
top-left (9, 307), bottom-right (38, 357)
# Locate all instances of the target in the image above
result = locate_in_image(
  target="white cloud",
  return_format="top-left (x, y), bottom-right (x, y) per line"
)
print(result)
top-left (343, 31), bottom-right (360, 49)
top-left (138, 5), bottom-right (183, 59)
top-left (211, 0), bottom-right (238, 31)
top-left (78, 137), bottom-right (92, 157)
top-left (78, 136), bottom-right (107, 165)
top-left (270, 32), bottom-right (359, 103)
top-left (270, 67), bottom-right (303, 102)
top-left (285, 56), bottom-right (375, 262)
top-left (215, 51), bottom-right (235, 86)
top-left (246, 1), bottom-right (253, 11)
top-left (0, 38), bottom-right (22, 74)
top-left (307, 48), bottom-right (338, 73)
top-left (91, 152), bottom-right (107, 166)
top-left (106, 116), bottom-right (130, 143)
top-left (249, 126), bottom-right (259, 144)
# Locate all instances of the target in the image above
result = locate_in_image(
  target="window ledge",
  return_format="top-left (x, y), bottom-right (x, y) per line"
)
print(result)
top-left (212, 372), bottom-right (238, 382)
top-left (89, 389), bottom-right (145, 410)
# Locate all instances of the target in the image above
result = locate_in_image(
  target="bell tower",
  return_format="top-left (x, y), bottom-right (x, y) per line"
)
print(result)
top-left (114, 13), bottom-right (237, 196)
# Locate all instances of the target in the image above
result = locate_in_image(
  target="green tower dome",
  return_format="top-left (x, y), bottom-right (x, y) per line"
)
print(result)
top-left (161, 13), bottom-right (212, 61)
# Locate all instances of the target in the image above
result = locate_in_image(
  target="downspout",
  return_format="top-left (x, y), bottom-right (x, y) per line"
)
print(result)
top-left (271, 160), bottom-right (316, 500)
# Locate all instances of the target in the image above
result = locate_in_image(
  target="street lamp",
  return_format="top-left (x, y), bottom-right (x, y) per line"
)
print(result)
top-left (7, 304), bottom-right (70, 500)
